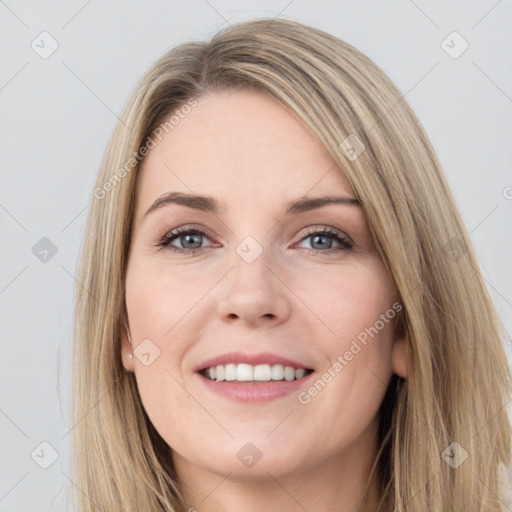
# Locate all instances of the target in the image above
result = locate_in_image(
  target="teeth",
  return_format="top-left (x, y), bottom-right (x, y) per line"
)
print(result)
top-left (284, 366), bottom-right (295, 381)
top-left (271, 364), bottom-right (284, 380)
top-left (225, 363), bottom-right (237, 381)
top-left (236, 363), bottom-right (253, 381)
top-left (203, 363), bottom-right (311, 382)
top-left (294, 368), bottom-right (306, 379)
top-left (254, 364), bottom-right (271, 381)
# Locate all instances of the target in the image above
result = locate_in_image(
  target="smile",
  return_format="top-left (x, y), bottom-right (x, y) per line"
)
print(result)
top-left (200, 363), bottom-right (314, 382)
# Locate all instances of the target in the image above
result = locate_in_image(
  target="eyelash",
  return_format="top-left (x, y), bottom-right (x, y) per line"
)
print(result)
top-left (155, 225), bottom-right (353, 256)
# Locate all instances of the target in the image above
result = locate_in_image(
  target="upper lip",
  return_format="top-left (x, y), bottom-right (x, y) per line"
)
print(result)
top-left (194, 351), bottom-right (314, 372)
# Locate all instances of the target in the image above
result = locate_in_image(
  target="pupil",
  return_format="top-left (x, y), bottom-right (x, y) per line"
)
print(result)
top-left (311, 235), bottom-right (331, 250)
top-left (182, 233), bottom-right (202, 248)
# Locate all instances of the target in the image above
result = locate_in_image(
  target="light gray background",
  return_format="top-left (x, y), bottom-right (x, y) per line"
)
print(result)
top-left (1, 1), bottom-right (511, 510)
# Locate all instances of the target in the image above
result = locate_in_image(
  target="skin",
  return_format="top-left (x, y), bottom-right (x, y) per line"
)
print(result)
top-left (121, 88), bottom-right (409, 512)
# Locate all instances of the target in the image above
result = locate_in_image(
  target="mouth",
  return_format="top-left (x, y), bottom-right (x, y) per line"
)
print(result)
top-left (199, 363), bottom-right (314, 383)
top-left (194, 351), bottom-right (316, 401)
top-left (196, 366), bottom-right (316, 403)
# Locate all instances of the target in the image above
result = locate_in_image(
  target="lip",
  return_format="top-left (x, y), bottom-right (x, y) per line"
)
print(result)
top-left (195, 370), bottom-right (316, 403)
top-left (194, 351), bottom-right (313, 372)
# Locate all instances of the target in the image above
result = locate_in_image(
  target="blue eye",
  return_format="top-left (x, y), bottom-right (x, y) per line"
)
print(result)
top-left (296, 227), bottom-right (353, 253)
top-left (156, 225), bottom-right (353, 255)
top-left (157, 228), bottom-right (213, 254)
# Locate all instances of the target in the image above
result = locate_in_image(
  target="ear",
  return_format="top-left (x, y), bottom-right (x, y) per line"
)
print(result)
top-left (120, 324), bottom-right (134, 372)
top-left (392, 334), bottom-right (411, 378)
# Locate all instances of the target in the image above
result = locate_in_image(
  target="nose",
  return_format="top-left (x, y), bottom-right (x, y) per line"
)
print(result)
top-left (217, 249), bottom-right (291, 328)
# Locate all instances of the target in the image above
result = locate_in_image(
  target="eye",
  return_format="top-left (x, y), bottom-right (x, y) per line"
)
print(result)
top-left (156, 227), bottom-right (216, 254)
top-left (154, 225), bottom-right (353, 256)
top-left (295, 226), bottom-right (353, 254)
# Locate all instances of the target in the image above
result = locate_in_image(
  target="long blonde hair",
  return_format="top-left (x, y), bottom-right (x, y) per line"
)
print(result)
top-left (71, 18), bottom-right (511, 511)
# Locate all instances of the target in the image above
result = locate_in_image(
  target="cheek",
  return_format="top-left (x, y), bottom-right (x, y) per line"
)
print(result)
top-left (292, 259), bottom-right (397, 411)
top-left (124, 260), bottom-right (219, 423)
top-left (124, 266), bottom-right (198, 441)
top-left (125, 258), bottom-right (215, 340)
top-left (293, 257), bottom-right (397, 345)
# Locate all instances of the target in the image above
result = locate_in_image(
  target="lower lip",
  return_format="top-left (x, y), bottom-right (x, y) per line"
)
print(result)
top-left (196, 371), bottom-right (316, 403)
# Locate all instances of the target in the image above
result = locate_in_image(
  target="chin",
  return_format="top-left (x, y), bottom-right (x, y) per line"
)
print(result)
top-left (206, 456), bottom-right (303, 481)
top-left (198, 441), bottom-right (307, 479)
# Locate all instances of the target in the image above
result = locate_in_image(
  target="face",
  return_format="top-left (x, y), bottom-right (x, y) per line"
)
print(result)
top-left (121, 88), bottom-right (407, 481)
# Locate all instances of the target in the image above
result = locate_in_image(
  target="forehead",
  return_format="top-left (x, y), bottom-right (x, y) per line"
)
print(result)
top-left (135, 89), bottom-right (355, 216)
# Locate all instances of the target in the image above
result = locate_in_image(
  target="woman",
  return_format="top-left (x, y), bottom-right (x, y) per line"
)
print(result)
top-left (72, 18), bottom-right (511, 511)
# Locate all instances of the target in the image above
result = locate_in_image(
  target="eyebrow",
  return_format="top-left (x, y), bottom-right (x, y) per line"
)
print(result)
top-left (143, 191), bottom-right (360, 219)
